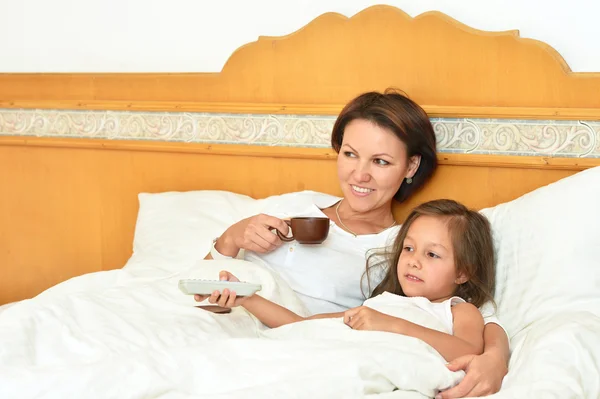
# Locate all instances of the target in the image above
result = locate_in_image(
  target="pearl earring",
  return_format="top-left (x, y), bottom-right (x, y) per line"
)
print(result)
top-left (406, 177), bottom-right (413, 184)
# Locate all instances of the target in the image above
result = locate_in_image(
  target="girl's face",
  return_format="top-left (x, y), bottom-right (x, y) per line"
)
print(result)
top-left (336, 119), bottom-right (420, 214)
top-left (396, 215), bottom-right (468, 302)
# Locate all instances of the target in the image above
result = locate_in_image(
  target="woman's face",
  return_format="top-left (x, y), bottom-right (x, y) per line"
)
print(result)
top-left (337, 118), bottom-right (420, 214)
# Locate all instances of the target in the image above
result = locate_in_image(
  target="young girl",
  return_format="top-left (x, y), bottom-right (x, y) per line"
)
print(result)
top-left (202, 199), bottom-right (496, 362)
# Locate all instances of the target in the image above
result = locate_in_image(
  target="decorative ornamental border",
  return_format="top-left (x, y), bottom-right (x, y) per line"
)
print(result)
top-left (1, 109), bottom-right (599, 157)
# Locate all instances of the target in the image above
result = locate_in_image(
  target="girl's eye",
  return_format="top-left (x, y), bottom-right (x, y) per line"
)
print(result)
top-left (344, 151), bottom-right (357, 158)
top-left (403, 246), bottom-right (413, 252)
top-left (374, 158), bottom-right (389, 166)
top-left (427, 252), bottom-right (440, 259)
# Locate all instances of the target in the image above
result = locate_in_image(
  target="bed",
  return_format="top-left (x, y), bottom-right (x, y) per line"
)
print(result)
top-left (1, 5), bottom-right (599, 398)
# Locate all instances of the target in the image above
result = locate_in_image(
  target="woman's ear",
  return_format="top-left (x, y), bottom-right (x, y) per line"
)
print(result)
top-left (406, 155), bottom-right (421, 179)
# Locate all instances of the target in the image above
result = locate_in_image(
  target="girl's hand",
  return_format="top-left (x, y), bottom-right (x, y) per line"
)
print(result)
top-left (193, 271), bottom-right (252, 308)
top-left (343, 306), bottom-right (403, 333)
top-left (436, 350), bottom-right (507, 398)
top-left (217, 214), bottom-right (290, 256)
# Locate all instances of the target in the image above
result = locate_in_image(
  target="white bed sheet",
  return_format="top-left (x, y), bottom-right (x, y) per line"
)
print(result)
top-left (2, 255), bottom-right (598, 398)
top-left (0, 257), bottom-right (464, 399)
top-left (1, 258), bottom-right (599, 398)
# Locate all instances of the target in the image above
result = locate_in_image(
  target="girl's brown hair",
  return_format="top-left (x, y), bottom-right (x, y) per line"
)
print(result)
top-left (365, 199), bottom-right (496, 308)
top-left (331, 88), bottom-right (437, 203)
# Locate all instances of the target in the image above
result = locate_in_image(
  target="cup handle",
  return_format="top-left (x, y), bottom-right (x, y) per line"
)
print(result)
top-left (275, 220), bottom-right (294, 242)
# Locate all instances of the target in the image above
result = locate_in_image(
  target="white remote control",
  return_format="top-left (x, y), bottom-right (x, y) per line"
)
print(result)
top-left (178, 279), bottom-right (262, 297)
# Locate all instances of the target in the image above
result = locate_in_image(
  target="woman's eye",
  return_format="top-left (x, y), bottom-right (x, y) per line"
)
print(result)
top-left (374, 158), bottom-right (390, 166)
top-left (427, 252), bottom-right (440, 259)
top-left (344, 151), bottom-right (357, 158)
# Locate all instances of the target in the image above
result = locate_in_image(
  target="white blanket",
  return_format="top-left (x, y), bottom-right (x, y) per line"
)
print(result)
top-left (0, 258), bottom-right (463, 399)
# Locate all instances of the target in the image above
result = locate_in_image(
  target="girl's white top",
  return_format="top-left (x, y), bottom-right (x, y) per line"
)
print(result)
top-left (365, 292), bottom-right (466, 334)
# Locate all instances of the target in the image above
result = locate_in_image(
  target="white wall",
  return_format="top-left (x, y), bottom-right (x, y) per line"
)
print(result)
top-left (1, 0), bottom-right (598, 73)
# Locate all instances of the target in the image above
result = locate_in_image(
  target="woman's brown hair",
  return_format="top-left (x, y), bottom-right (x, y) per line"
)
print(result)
top-left (331, 88), bottom-right (437, 202)
top-left (366, 199), bottom-right (496, 308)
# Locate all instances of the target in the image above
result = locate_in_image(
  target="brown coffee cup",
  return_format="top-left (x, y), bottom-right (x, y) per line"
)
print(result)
top-left (275, 217), bottom-right (330, 244)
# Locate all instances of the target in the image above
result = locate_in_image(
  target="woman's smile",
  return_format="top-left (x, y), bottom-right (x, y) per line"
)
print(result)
top-left (350, 184), bottom-right (375, 196)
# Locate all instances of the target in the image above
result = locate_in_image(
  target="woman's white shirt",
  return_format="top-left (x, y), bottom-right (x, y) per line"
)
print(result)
top-left (244, 191), bottom-right (397, 314)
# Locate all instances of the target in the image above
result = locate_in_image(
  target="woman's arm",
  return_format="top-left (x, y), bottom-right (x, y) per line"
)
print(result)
top-left (344, 303), bottom-right (484, 362)
top-left (203, 235), bottom-right (236, 260)
top-left (438, 323), bottom-right (509, 399)
top-left (211, 233), bottom-right (242, 258)
top-left (203, 214), bottom-right (290, 260)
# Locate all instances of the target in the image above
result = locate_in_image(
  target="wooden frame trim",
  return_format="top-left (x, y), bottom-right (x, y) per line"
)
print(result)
top-left (2, 136), bottom-right (597, 171)
top-left (2, 101), bottom-right (600, 121)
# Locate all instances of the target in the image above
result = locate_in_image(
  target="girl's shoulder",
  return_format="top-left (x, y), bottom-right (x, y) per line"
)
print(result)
top-left (450, 301), bottom-right (484, 322)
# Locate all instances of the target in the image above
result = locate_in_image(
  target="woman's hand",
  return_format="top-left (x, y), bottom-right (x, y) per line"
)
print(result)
top-left (193, 271), bottom-right (252, 308)
top-left (216, 214), bottom-right (290, 257)
top-left (343, 306), bottom-right (403, 333)
top-left (436, 350), bottom-right (508, 398)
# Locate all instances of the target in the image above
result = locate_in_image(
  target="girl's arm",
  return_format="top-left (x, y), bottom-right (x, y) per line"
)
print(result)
top-left (241, 295), bottom-right (301, 327)
top-left (398, 302), bottom-right (484, 361)
top-left (193, 271), bottom-right (343, 326)
top-left (241, 295), bottom-right (343, 328)
top-left (345, 303), bottom-right (484, 362)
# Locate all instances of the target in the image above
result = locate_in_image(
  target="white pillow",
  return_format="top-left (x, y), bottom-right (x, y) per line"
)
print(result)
top-left (480, 166), bottom-right (600, 338)
top-left (127, 190), bottom-right (263, 270)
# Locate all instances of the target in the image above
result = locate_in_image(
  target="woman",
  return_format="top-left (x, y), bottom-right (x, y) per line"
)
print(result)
top-left (201, 89), bottom-right (509, 397)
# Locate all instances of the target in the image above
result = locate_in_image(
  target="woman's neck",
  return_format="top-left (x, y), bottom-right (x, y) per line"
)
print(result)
top-left (341, 198), bottom-right (393, 223)
top-left (326, 198), bottom-right (396, 235)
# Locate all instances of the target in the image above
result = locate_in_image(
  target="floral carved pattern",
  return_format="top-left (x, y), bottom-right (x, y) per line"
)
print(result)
top-left (1, 109), bottom-right (599, 158)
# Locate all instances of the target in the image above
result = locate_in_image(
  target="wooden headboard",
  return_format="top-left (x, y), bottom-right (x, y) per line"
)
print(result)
top-left (1, 5), bottom-right (599, 304)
